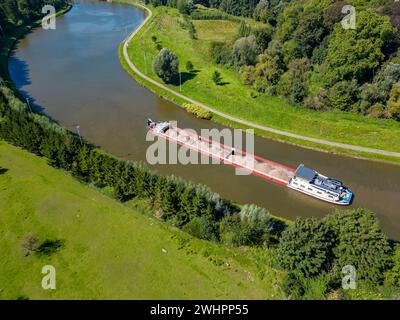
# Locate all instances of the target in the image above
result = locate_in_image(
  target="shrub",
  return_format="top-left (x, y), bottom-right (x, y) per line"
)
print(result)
top-left (209, 41), bottom-right (232, 65)
top-left (182, 216), bottom-right (219, 242)
top-left (186, 60), bottom-right (194, 72)
top-left (304, 90), bottom-right (330, 111)
top-left (153, 48), bottom-right (179, 83)
top-left (212, 70), bottom-right (222, 85)
top-left (183, 103), bottom-right (212, 119)
top-left (367, 103), bottom-right (385, 119)
top-left (327, 80), bottom-right (358, 111)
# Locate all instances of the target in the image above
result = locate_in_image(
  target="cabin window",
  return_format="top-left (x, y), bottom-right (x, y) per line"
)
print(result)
top-left (308, 188), bottom-right (313, 191)
top-left (317, 191), bottom-right (322, 195)
top-left (300, 185), bottom-right (305, 188)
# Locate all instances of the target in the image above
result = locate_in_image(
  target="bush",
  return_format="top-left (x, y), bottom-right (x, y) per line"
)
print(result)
top-left (212, 70), bottom-right (222, 85)
top-left (367, 103), bottom-right (385, 119)
top-left (153, 48), bottom-right (180, 83)
top-left (182, 216), bottom-right (219, 242)
top-left (186, 60), bottom-right (194, 72)
top-left (183, 103), bottom-right (212, 119)
top-left (304, 90), bottom-right (330, 111)
top-left (209, 41), bottom-right (232, 65)
top-left (327, 80), bottom-right (358, 111)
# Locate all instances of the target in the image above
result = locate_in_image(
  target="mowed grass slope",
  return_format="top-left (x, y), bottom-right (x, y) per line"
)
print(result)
top-left (126, 5), bottom-right (400, 159)
top-left (0, 141), bottom-right (283, 299)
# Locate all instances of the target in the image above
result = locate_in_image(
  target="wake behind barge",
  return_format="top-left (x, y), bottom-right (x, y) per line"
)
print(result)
top-left (147, 119), bottom-right (353, 205)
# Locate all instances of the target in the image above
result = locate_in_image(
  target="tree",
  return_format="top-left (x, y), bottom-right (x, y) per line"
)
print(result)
top-left (212, 70), bottom-right (222, 85)
top-left (323, 11), bottom-right (395, 86)
top-left (327, 80), bottom-right (358, 111)
top-left (385, 244), bottom-right (400, 287)
top-left (277, 58), bottom-right (311, 104)
top-left (177, 0), bottom-right (194, 15)
top-left (153, 48), bottom-right (180, 83)
top-left (232, 35), bottom-right (257, 67)
top-left (324, 209), bottom-right (391, 284)
top-left (276, 217), bottom-right (334, 278)
top-left (386, 83), bottom-right (400, 120)
top-left (186, 60), bottom-right (194, 72)
top-left (182, 215), bottom-right (219, 241)
top-left (238, 204), bottom-right (272, 245)
top-left (253, 27), bottom-right (273, 54)
top-left (293, 7), bottom-right (326, 58)
top-left (253, 0), bottom-right (269, 23)
top-left (238, 21), bottom-right (251, 38)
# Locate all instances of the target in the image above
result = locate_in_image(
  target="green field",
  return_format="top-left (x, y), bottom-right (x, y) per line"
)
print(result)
top-left (124, 4), bottom-right (400, 164)
top-left (0, 141), bottom-right (284, 299)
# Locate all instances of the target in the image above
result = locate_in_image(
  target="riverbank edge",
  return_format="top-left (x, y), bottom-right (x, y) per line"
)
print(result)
top-left (0, 4), bottom-right (73, 93)
top-left (117, 0), bottom-right (400, 165)
top-left (0, 2), bottom-right (291, 234)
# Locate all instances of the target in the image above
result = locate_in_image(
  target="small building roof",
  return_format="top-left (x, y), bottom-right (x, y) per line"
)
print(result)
top-left (295, 164), bottom-right (316, 182)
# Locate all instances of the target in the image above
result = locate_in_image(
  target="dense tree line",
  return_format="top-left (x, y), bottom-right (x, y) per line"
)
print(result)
top-left (0, 0), bottom-right (68, 34)
top-left (277, 208), bottom-right (399, 298)
top-left (198, 0), bottom-right (400, 121)
top-left (0, 83), bottom-right (276, 246)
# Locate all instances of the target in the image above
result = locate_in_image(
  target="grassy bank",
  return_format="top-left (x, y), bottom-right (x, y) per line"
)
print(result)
top-left (122, 3), bottom-right (400, 164)
top-left (0, 141), bottom-right (284, 299)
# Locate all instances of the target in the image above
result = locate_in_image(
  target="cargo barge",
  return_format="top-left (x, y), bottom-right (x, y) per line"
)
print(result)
top-left (147, 119), bottom-right (353, 205)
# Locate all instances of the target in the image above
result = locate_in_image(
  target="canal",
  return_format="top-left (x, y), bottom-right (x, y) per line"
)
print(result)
top-left (8, 0), bottom-right (400, 239)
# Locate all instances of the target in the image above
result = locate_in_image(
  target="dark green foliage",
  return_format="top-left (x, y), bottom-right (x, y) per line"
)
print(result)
top-left (182, 215), bottom-right (219, 241)
top-left (219, 0), bottom-right (258, 18)
top-left (209, 41), bottom-right (232, 65)
top-left (323, 10), bottom-right (395, 86)
top-left (253, 26), bottom-right (272, 54)
top-left (0, 85), bottom-right (244, 246)
top-left (293, 7), bottom-right (326, 58)
top-left (153, 48), bottom-right (180, 83)
top-left (277, 58), bottom-right (311, 104)
top-left (359, 63), bottom-right (400, 113)
top-left (277, 209), bottom-right (393, 287)
top-left (385, 244), bottom-right (400, 287)
top-left (0, 0), bottom-right (67, 34)
top-left (219, 204), bottom-right (272, 246)
top-left (177, 0), bottom-right (194, 15)
top-left (327, 80), bottom-right (358, 111)
top-left (186, 60), bottom-right (194, 72)
top-left (238, 20), bottom-right (251, 37)
top-left (325, 209), bottom-right (391, 284)
top-left (212, 70), bottom-right (222, 84)
top-left (276, 217), bottom-right (334, 278)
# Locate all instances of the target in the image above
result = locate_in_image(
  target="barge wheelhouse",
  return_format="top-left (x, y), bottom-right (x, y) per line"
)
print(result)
top-left (287, 164), bottom-right (353, 205)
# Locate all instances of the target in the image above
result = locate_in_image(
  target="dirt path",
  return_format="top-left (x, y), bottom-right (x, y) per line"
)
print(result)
top-left (122, 3), bottom-right (400, 158)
